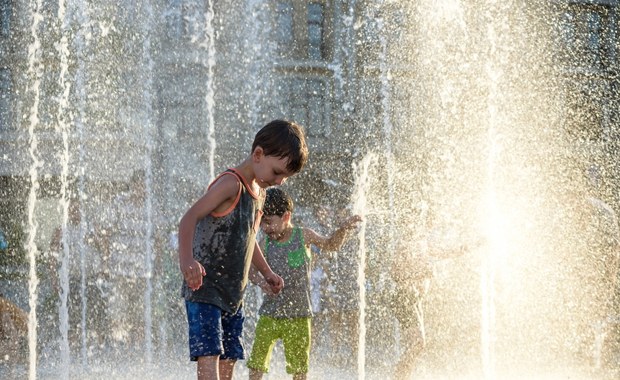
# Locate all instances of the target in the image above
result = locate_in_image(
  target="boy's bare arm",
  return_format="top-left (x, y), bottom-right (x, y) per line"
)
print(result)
top-left (251, 241), bottom-right (283, 294)
top-left (248, 264), bottom-right (262, 285)
top-left (178, 175), bottom-right (239, 290)
top-left (304, 215), bottom-right (362, 252)
top-left (248, 264), bottom-right (273, 294)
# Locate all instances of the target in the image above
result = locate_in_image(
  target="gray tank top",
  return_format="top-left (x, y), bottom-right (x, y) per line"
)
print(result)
top-left (259, 227), bottom-right (313, 318)
top-left (181, 168), bottom-right (265, 314)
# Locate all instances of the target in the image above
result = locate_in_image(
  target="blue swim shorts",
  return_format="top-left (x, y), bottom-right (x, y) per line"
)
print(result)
top-left (185, 301), bottom-right (245, 361)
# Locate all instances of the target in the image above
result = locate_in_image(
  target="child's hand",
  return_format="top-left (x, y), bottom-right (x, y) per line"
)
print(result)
top-left (258, 281), bottom-right (275, 296)
top-left (181, 260), bottom-right (206, 291)
top-left (264, 272), bottom-right (284, 294)
top-left (342, 215), bottom-right (363, 230)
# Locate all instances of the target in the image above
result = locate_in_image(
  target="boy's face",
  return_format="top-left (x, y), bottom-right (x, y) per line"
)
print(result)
top-left (253, 148), bottom-right (295, 188)
top-left (261, 213), bottom-right (289, 241)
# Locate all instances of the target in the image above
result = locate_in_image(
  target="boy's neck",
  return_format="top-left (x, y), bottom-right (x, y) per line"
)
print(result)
top-left (234, 158), bottom-right (259, 191)
top-left (236, 155), bottom-right (254, 172)
top-left (275, 224), bottom-right (294, 242)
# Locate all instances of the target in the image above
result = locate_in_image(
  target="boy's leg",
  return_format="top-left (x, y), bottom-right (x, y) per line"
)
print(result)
top-left (394, 300), bottom-right (426, 380)
top-left (219, 306), bottom-right (245, 380)
top-left (249, 368), bottom-right (264, 380)
top-left (282, 318), bottom-right (311, 376)
top-left (185, 301), bottom-right (226, 379)
top-left (247, 316), bottom-right (279, 376)
top-left (197, 356), bottom-right (219, 380)
top-left (393, 325), bottom-right (424, 380)
top-left (219, 359), bottom-right (236, 380)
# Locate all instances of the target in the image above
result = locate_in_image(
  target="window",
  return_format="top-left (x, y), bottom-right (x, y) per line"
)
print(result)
top-left (164, 0), bottom-right (183, 39)
top-left (565, 81), bottom-right (605, 141)
top-left (274, 0), bottom-right (328, 61)
top-left (0, 68), bottom-right (11, 131)
top-left (273, 1), bottom-right (333, 137)
top-left (0, 0), bottom-right (11, 37)
top-left (560, 4), bottom-right (611, 70)
top-left (275, 1), bottom-right (294, 58)
top-left (289, 77), bottom-right (329, 137)
top-left (308, 3), bottom-right (324, 60)
top-left (163, 0), bottom-right (209, 42)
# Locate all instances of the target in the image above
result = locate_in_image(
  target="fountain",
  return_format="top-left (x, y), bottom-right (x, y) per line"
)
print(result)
top-left (0, 1), bottom-right (618, 379)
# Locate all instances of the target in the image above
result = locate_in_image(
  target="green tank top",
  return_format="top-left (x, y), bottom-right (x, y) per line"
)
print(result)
top-left (259, 226), bottom-right (313, 318)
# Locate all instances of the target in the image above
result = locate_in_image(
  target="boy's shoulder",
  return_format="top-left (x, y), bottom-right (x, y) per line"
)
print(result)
top-left (208, 170), bottom-right (243, 190)
top-left (210, 168), bottom-right (263, 197)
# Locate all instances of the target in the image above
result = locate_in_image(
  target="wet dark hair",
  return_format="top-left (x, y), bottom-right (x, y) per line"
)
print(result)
top-left (263, 187), bottom-right (294, 217)
top-left (252, 120), bottom-right (308, 173)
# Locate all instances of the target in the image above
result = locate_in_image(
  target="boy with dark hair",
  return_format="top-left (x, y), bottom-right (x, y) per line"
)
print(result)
top-left (247, 187), bottom-right (362, 380)
top-left (178, 120), bottom-right (309, 380)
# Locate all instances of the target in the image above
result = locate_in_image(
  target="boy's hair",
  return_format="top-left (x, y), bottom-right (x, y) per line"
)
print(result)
top-left (264, 187), bottom-right (294, 217)
top-left (252, 120), bottom-right (308, 173)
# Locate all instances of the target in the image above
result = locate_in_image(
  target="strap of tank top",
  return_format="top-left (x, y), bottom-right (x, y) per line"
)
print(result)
top-left (227, 167), bottom-right (262, 199)
top-left (208, 170), bottom-right (243, 217)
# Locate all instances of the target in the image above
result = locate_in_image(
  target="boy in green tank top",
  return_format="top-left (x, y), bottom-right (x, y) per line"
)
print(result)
top-left (247, 187), bottom-right (362, 380)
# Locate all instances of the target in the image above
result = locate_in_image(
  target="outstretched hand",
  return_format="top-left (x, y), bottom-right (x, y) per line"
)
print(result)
top-left (181, 260), bottom-right (206, 291)
top-left (342, 215), bottom-right (363, 230)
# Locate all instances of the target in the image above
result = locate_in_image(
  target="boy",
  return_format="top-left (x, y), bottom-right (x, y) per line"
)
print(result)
top-left (247, 188), bottom-right (362, 380)
top-left (178, 120), bottom-right (308, 380)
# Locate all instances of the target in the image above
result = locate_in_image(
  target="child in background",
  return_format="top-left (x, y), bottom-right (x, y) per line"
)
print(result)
top-left (247, 187), bottom-right (362, 380)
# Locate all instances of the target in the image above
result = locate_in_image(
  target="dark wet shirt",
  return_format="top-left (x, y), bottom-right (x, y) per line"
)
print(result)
top-left (181, 169), bottom-right (265, 314)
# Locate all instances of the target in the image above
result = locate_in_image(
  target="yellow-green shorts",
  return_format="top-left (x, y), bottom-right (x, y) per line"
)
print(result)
top-left (247, 316), bottom-right (311, 374)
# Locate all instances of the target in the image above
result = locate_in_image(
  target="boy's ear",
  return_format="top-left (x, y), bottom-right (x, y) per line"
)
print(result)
top-left (252, 146), bottom-right (264, 162)
top-left (283, 211), bottom-right (292, 222)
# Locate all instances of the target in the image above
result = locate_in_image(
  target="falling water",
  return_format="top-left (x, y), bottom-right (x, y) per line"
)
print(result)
top-left (55, 0), bottom-right (73, 375)
top-left (337, 0), bottom-right (357, 118)
top-left (73, 0), bottom-right (91, 370)
top-left (479, 106), bottom-right (499, 375)
top-left (204, 0), bottom-right (216, 182)
top-left (377, 18), bottom-right (396, 259)
top-left (351, 154), bottom-right (375, 380)
top-left (480, 3), bottom-right (502, 378)
top-left (1, 1), bottom-right (618, 379)
top-left (243, 0), bottom-right (271, 128)
top-left (140, 1), bottom-right (156, 364)
top-left (378, 20), bottom-right (394, 205)
top-left (76, 203), bottom-right (88, 369)
top-left (328, 0), bottom-right (350, 107)
top-left (24, 1), bottom-right (45, 379)
top-left (57, 199), bottom-right (70, 378)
